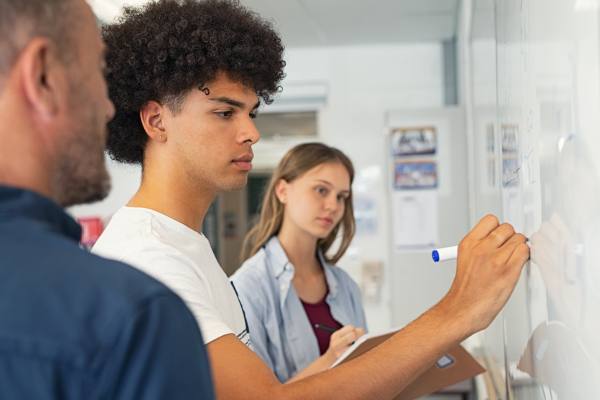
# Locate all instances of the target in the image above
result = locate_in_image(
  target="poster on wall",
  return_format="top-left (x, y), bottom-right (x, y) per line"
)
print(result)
top-left (353, 165), bottom-right (382, 237)
top-left (389, 124), bottom-right (439, 250)
top-left (77, 216), bottom-right (104, 249)
top-left (392, 191), bottom-right (439, 249)
top-left (353, 193), bottom-right (378, 236)
top-left (394, 161), bottom-right (438, 190)
top-left (391, 126), bottom-right (437, 156)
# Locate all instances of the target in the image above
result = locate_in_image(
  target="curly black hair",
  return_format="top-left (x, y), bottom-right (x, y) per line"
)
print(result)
top-left (103, 0), bottom-right (286, 164)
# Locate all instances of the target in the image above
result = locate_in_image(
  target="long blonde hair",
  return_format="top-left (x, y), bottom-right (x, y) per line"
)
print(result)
top-left (241, 142), bottom-right (356, 264)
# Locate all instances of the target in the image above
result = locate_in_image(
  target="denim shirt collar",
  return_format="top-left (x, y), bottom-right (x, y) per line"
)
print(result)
top-left (0, 185), bottom-right (81, 242)
top-left (264, 236), bottom-right (340, 309)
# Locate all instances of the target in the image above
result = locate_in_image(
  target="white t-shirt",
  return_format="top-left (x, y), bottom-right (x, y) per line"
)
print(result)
top-left (92, 207), bottom-right (249, 346)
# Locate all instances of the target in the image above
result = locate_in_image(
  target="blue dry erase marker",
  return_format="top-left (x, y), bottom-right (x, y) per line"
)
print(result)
top-left (432, 245), bottom-right (458, 263)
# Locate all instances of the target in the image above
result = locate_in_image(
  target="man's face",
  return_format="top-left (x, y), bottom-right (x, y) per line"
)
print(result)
top-left (163, 73), bottom-right (260, 194)
top-left (54, 0), bottom-right (115, 207)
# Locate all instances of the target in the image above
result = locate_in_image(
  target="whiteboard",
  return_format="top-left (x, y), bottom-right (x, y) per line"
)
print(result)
top-left (468, 0), bottom-right (600, 398)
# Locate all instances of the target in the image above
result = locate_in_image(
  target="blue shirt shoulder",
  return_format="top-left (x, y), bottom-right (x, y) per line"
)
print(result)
top-left (0, 186), bottom-right (214, 400)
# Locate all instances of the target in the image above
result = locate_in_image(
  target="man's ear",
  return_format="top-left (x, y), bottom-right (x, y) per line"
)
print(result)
top-left (19, 38), bottom-right (65, 121)
top-left (274, 179), bottom-right (289, 204)
top-left (140, 101), bottom-right (168, 143)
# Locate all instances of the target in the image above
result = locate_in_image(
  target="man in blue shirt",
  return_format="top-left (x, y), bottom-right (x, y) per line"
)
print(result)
top-left (0, 0), bottom-right (214, 398)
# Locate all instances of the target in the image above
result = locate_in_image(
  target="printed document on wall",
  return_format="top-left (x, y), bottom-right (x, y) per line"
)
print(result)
top-left (392, 190), bottom-right (438, 250)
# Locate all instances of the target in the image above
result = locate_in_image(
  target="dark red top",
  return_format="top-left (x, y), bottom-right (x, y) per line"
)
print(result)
top-left (301, 293), bottom-right (343, 355)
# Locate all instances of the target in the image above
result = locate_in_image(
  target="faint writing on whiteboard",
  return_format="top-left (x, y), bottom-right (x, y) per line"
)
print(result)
top-left (485, 123), bottom-right (497, 188)
top-left (502, 124), bottom-right (520, 187)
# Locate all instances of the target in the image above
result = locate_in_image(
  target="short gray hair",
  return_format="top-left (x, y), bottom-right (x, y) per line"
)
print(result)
top-left (0, 0), bottom-right (77, 79)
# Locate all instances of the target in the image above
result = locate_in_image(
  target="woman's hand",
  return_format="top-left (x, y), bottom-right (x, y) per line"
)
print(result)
top-left (288, 325), bottom-right (365, 382)
top-left (324, 325), bottom-right (365, 362)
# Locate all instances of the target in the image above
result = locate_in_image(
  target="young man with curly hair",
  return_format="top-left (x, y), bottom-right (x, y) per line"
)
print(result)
top-left (0, 0), bottom-right (214, 398)
top-left (93, 0), bottom-right (529, 398)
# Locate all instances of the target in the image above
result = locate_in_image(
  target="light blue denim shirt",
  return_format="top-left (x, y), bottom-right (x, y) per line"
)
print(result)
top-left (231, 236), bottom-right (367, 382)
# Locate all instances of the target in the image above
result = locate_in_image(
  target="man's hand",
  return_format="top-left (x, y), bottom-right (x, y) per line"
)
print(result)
top-left (439, 214), bottom-right (530, 334)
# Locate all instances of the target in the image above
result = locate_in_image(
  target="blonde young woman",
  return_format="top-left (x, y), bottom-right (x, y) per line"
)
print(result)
top-left (231, 142), bottom-right (367, 383)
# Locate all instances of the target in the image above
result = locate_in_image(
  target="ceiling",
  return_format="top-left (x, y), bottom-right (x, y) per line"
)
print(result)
top-left (89, 0), bottom-right (460, 47)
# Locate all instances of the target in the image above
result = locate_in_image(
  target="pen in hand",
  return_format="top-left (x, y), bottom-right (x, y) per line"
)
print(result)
top-left (314, 323), bottom-right (338, 334)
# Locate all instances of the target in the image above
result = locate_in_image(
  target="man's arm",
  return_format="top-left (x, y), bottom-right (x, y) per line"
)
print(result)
top-left (208, 215), bottom-right (529, 400)
top-left (208, 306), bottom-right (461, 399)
